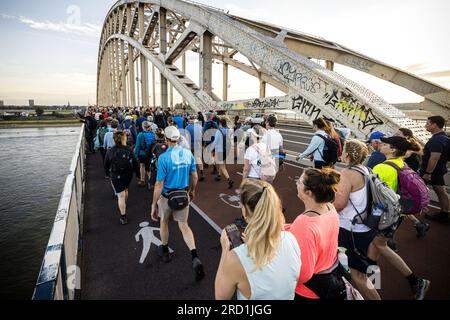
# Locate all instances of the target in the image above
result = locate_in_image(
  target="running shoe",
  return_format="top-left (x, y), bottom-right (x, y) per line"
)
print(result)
top-left (119, 215), bottom-right (128, 225)
top-left (415, 222), bottom-right (430, 238)
top-left (158, 245), bottom-right (172, 263)
top-left (228, 180), bottom-right (234, 189)
top-left (192, 257), bottom-right (205, 281)
top-left (412, 278), bottom-right (431, 300)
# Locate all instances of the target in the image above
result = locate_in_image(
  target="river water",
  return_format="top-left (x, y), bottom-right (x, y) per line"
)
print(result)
top-left (0, 126), bottom-right (81, 299)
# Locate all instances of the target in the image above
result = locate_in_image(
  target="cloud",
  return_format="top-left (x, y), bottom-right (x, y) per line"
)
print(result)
top-left (0, 14), bottom-right (101, 37)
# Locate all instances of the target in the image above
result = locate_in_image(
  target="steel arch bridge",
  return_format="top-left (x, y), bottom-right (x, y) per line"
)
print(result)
top-left (97, 0), bottom-right (450, 143)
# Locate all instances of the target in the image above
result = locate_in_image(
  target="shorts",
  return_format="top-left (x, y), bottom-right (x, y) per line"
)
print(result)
top-left (338, 228), bottom-right (377, 274)
top-left (215, 151), bottom-right (227, 163)
top-left (425, 173), bottom-right (446, 186)
top-left (111, 174), bottom-right (133, 194)
top-left (157, 196), bottom-right (190, 223)
top-left (138, 154), bottom-right (151, 171)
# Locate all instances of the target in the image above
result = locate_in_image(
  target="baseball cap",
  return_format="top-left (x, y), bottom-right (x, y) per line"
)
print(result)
top-left (380, 136), bottom-right (411, 151)
top-left (164, 126), bottom-right (181, 141)
top-left (366, 131), bottom-right (385, 143)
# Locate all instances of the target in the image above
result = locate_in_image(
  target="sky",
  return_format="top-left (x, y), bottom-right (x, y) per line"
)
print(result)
top-left (0, 0), bottom-right (449, 106)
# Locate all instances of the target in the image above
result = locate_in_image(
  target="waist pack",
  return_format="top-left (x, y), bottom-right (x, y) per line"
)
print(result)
top-left (164, 190), bottom-right (189, 210)
top-left (304, 260), bottom-right (349, 300)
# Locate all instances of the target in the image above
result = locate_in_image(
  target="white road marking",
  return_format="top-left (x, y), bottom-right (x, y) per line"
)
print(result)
top-left (190, 202), bottom-right (222, 234)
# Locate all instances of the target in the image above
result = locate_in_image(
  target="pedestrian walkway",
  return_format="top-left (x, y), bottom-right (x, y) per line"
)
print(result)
top-left (81, 153), bottom-right (450, 299)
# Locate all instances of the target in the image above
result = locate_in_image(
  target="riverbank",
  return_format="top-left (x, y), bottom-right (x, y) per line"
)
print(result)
top-left (0, 120), bottom-right (81, 128)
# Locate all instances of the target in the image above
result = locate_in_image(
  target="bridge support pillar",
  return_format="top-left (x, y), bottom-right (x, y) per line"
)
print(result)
top-left (152, 64), bottom-right (156, 108)
top-left (259, 79), bottom-right (266, 99)
top-left (326, 60), bottom-right (334, 71)
top-left (170, 84), bottom-right (174, 109)
top-left (127, 5), bottom-right (136, 108)
top-left (120, 40), bottom-right (127, 107)
top-left (200, 31), bottom-right (213, 95)
top-left (182, 53), bottom-right (186, 105)
top-left (139, 3), bottom-right (148, 109)
top-left (160, 7), bottom-right (168, 109)
top-left (223, 63), bottom-right (228, 101)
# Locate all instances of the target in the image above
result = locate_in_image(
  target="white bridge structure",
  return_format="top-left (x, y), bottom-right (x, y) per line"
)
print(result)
top-left (97, 0), bottom-right (450, 143)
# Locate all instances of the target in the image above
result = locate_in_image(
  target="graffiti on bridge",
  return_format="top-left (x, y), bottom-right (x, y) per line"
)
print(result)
top-left (276, 61), bottom-right (321, 94)
top-left (244, 98), bottom-right (281, 109)
top-left (323, 89), bottom-right (384, 131)
top-left (291, 95), bottom-right (322, 120)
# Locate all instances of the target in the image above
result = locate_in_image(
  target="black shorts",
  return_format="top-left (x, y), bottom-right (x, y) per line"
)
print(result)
top-left (138, 155), bottom-right (151, 171)
top-left (338, 228), bottom-right (377, 274)
top-left (111, 174), bottom-right (133, 194)
top-left (427, 173), bottom-right (446, 186)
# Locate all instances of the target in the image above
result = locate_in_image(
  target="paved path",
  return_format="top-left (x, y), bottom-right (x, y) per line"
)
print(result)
top-left (81, 151), bottom-right (450, 299)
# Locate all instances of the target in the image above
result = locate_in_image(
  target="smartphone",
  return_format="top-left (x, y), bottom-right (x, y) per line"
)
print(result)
top-left (225, 224), bottom-right (243, 249)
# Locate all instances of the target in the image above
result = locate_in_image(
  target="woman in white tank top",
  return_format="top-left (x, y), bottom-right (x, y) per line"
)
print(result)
top-left (215, 179), bottom-right (301, 300)
top-left (334, 140), bottom-right (380, 300)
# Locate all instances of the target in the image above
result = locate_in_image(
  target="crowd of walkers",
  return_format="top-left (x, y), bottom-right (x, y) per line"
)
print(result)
top-left (78, 106), bottom-right (449, 300)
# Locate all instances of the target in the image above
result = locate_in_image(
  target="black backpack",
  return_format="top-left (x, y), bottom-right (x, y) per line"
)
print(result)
top-left (111, 147), bottom-right (133, 176)
top-left (316, 134), bottom-right (339, 165)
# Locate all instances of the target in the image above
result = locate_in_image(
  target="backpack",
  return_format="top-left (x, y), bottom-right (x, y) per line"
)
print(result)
top-left (98, 127), bottom-right (109, 147)
top-left (141, 132), bottom-right (155, 157)
top-left (384, 162), bottom-right (430, 214)
top-left (349, 166), bottom-right (402, 232)
top-left (111, 147), bottom-right (133, 176)
top-left (316, 134), bottom-right (339, 165)
top-left (151, 143), bottom-right (168, 165)
top-left (122, 122), bottom-right (135, 146)
top-left (254, 144), bottom-right (278, 183)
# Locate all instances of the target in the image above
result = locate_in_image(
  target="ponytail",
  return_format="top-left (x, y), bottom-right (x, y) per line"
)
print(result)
top-left (240, 179), bottom-right (284, 270)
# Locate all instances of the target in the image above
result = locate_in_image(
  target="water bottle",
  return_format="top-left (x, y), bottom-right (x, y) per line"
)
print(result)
top-left (338, 247), bottom-right (350, 273)
top-left (372, 204), bottom-right (383, 217)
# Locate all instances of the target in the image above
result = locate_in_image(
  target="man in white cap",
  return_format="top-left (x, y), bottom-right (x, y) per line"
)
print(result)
top-left (150, 126), bottom-right (205, 281)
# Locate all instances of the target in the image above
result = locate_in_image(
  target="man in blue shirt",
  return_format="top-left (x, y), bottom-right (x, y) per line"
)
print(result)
top-left (420, 116), bottom-right (450, 224)
top-left (150, 126), bottom-right (205, 281)
top-left (185, 116), bottom-right (205, 181)
top-left (366, 131), bottom-right (386, 169)
top-left (173, 112), bottom-right (186, 129)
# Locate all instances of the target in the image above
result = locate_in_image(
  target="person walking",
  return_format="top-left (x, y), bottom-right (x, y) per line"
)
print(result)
top-left (366, 131), bottom-right (386, 169)
top-left (134, 121), bottom-right (156, 187)
top-left (211, 118), bottom-right (234, 189)
top-left (186, 115), bottom-right (205, 181)
top-left (104, 131), bottom-right (140, 225)
top-left (296, 118), bottom-right (337, 169)
top-left (334, 140), bottom-right (380, 300)
top-left (285, 168), bottom-right (346, 300)
top-left (420, 116), bottom-right (450, 224)
top-left (150, 126), bottom-right (205, 281)
top-left (372, 136), bottom-right (431, 300)
top-left (215, 179), bottom-right (301, 300)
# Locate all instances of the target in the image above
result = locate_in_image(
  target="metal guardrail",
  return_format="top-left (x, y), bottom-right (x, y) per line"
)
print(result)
top-left (32, 125), bottom-right (85, 300)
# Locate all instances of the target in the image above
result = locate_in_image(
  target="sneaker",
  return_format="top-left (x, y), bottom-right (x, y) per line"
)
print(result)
top-left (228, 180), bottom-right (234, 189)
top-left (199, 175), bottom-right (205, 182)
top-left (158, 245), bottom-right (172, 263)
top-left (137, 181), bottom-right (145, 187)
top-left (415, 222), bottom-right (430, 238)
top-left (192, 257), bottom-right (205, 281)
top-left (387, 238), bottom-right (398, 252)
top-left (425, 212), bottom-right (450, 225)
top-left (215, 175), bottom-right (222, 181)
top-left (412, 278), bottom-right (431, 300)
top-left (119, 215), bottom-right (128, 225)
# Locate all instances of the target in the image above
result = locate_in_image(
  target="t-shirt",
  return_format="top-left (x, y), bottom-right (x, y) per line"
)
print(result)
top-left (173, 116), bottom-right (185, 129)
top-left (245, 143), bottom-right (270, 179)
top-left (419, 132), bottom-right (448, 175)
top-left (156, 146), bottom-right (196, 193)
top-left (366, 150), bottom-right (386, 169)
top-left (373, 158), bottom-right (404, 192)
top-left (262, 129), bottom-right (283, 154)
top-left (285, 210), bottom-right (340, 299)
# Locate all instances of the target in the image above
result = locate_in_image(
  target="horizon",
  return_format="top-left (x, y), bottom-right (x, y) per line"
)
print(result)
top-left (0, 0), bottom-right (449, 106)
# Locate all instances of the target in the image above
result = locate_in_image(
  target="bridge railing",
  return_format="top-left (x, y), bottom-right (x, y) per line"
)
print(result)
top-left (32, 125), bottom-right (85, 300)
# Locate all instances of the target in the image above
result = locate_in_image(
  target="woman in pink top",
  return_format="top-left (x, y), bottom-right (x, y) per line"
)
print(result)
top-left (285, 168), bottom-right (343, 299)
